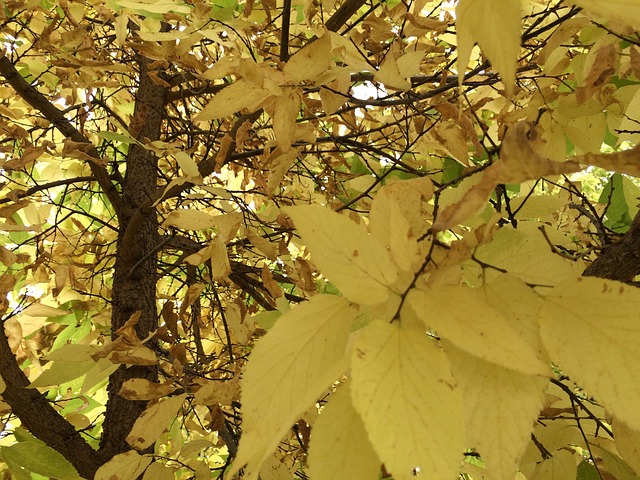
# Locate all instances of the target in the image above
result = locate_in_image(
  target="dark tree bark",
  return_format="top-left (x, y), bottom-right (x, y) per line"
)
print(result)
top-left (582, 211), bottom-right (640, 282)
top-left (97, 56), bottom-right (166, 463)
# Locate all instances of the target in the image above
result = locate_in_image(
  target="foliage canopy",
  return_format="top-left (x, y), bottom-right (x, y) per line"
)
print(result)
top-left (1, 0), bottom-right (640, 479)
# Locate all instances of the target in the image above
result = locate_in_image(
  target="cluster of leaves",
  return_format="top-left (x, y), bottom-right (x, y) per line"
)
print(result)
top-left (0, 0), bottom-right (640, 478)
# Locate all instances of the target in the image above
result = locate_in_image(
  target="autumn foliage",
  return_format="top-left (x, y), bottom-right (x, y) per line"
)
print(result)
top-left (1, 0), bottom-right (640, 479)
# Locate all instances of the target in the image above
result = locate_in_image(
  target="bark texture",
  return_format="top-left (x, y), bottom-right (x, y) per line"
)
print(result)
top-left (97, 57), bottom-right (166, 463)
top-left (583, 211), bottom-right (640, 282)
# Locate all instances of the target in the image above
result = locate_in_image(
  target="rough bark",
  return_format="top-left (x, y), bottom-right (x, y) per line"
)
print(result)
top-left (0, 323), bottom-right (101, 478)
top-left (583, 210), bottom-right (640, 282)
top-left (97, 57), bottom-right (166, 463)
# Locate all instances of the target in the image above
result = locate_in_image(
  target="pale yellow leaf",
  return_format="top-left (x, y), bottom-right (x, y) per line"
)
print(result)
top-left (174, 151), bottom-right (200, 178)
top-left (375, 43), bottom-right (411, 90)
top-left (272, 88), bottom-right (301, 152)
top-left (283, 32), bottom-right (332, 83)
top-left (127, 393), bottom-right (187, 450)
top-left (483, 274), bottom-right (548, 360)
top-left (94, 451), bottom-right (152, 480)
top-left (210, 235), bottom-right (231, 280)
top-left (369, 183), bottom-right (424, 273)
top-left (29, 360), bottom-right (95, 388)
top-left (456, 0), bottom-right (522, 95)
top-left (539, 277), bottom-right (640, 431)
top-left (285, 205), bottom-right (399, 305)
top-left (571, 0), bottom-right (640, 28)
top-left (432, 121), bottom-right (470, 166)
top-left (396, 50), bottom-right (424, 79)
top-left (142, 462), bottom-right (175, 480)
top-left (530, 450), bottom-right (577, 480)
top-left (194, 80), bottom-right (269, 121)
top-left (308, 382), bottom-right (380, 480)
top-left (615, 419), bottom-right (640, 474)
top-left (246, 228), bottom-right (278, 261)
top-left (119, 379), bottom-right (178, 401)
top-left (21, 302), bottom-right (70, 318)
top-left (406, 286), bottom-right (548, 375)
top-left (469, 226), bottom-right (582, 286)
top-left (162, 209), bottom-right (217, 230)
top-left (229, 295), bottom-right (354, 480)
top-left (350, 320), bottom-right (464, 480)
top-left (446, 344), bottom-right (548, 480)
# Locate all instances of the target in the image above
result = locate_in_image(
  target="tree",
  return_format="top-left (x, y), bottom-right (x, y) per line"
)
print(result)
top-left (0, 0), bottom-right (639, 478)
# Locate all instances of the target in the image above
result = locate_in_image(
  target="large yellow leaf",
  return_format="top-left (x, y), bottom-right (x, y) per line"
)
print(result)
top-left (126, 394), bottom-right (187, 450)
top-left (308, 382), bottom-right (380, 480)
top-left (456, 0), bottom-right (522, 95)
top-left (614, 419), bottom-right (640, 474)
top-left (469, 226), bottom-right (582, 286)
top-left (229, 295), bottom-right (354, 480)
top-left (283, 33), bottom-right (333, 83)
top-left (446, 344), bottom-right (548, 479)
top-left (194, 80), bottom-right (269, 121)
top-left (406, 286), bottom-right (548, 376)
top-left (94, 451), bottom-right (152, 480)
top-left (571, 0), bottom-right (640, 28)
top-left (285, 205), bottom-right (399, 305)
top-left (539, 277), bottom-right (640, 431)
top-left (350, 320), bottom-right (464, 480)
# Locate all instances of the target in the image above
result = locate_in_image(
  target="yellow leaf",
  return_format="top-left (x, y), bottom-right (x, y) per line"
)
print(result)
top-left (456, 0), bottom-right (522, 95)
top-left (194, 80), bottom-right (269, 121)
top-left (246, 227), bottom-right (278, 261)
top-left (210, 235), bottom-right (231, 279)
top-left (532, 450), bottom-right (578, 479)
top-left (539, 277), bottom-right (640, 431)
top-left (174, 151), bottom-right (200, 178)
top-left (162, 209), bottom-right (217, 230)
top-left (432, 121), bottom-right (471, 166)
top-left (446, 344), bottom-right (548, 480)
top-left (21, 302), bottom-right (70, 318)
top-left (571, 0), bottom-right (640, 28)
top-left (126, 393), bottom-right (187, 450)
top-left (350, 320), bottom-right (464, 480)
top-left (614, 419), bottom-right (640, 474)
top-left (406, 286), bottom-right (548, 376)
top-left (229, 295), bottom-right (354, 480)
top-left (308, 382), bottom-right (380, 480)
top-left (375, 43), bottom-right (411, 90)
top-left (95, 451), bottom-right (152, 480)
top-left (369, 180), bottom-right (430, 273)
top-left (118, 379), bottom-right (178, 401)
top-left (468, 226), bottom-right (583, 286)
top-left (285, 205), bottom-right (399, 305)
top-left (142, 462), bottom-right (176, 480)
top-left (283, 32), bottom-right (333, 83)
top-left (29, 360), bottom-right (95, 388)
top-left (272, 88), bottom-right (302, 152)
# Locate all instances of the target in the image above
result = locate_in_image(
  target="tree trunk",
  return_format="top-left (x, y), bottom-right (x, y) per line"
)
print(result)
top-left (97, 57), bottom-right (166, 463)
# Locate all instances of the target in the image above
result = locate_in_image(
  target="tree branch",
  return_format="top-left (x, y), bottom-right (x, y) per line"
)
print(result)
top-left (0, 317), bottom-right (101, 478)
top-left (0, 52), bottom-right (122, 216)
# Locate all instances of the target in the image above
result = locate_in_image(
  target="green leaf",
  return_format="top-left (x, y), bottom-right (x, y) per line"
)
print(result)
top-left (230, 295), bottom-right (355, 479)
top-left (0, 442), bottom-right (80, 479)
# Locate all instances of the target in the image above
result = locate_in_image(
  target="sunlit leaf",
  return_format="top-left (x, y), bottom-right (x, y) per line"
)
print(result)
top-left (540, 277), bottom-right (640, 431)
top-left (350, 320), bottom-right (464, 480)
top-left (285, 205), bottom-right (399, 305)
top-left (229, 295), bottom-right (354, 479)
